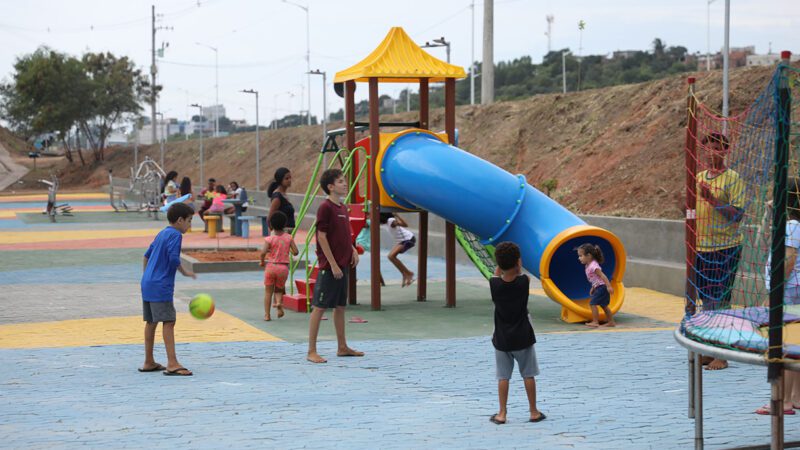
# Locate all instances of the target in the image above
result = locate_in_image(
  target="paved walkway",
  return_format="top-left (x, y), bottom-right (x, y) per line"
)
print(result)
top-left (0, 192), bottom-right (793, 449)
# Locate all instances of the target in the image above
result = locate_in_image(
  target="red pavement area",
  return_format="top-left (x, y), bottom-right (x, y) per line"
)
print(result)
top-left (0, 229), bottom-right (310, 251)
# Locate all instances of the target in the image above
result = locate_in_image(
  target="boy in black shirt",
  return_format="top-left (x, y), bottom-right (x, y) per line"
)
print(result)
top-left (489, 241), bottom-right (545, 424)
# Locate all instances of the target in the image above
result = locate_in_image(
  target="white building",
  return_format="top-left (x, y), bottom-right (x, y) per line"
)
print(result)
top-left (203, 105), bottom-right (226, 122)
top-left (747, 53), bottom-right (800, 66)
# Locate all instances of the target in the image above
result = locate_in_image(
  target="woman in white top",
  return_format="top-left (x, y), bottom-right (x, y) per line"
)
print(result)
top-left (224, 181), bottom-right (249, 214)
top-left (163, 171), bottom-right (179, 205)
top-left (380, 212), bottom-right (416, 287)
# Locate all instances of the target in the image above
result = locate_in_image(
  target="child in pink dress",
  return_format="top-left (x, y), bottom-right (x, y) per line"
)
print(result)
top-left (576, 243), bottom-right (616, 327)
top-left (259, 211), bottom-right (298, 321)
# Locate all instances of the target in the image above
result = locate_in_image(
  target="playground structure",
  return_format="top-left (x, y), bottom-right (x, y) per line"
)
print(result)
top-left (108, 156), bottom-right (164, 220)
top-left (676, 52), bottom-right (799, 449)
top-left (38, 171), bottom-right (72, 222)
top-left (283, 27), bottom-right (626, 323)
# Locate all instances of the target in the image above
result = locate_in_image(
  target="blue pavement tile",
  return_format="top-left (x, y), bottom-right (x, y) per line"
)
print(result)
top-left (1, 331), bottom-right (798, 449)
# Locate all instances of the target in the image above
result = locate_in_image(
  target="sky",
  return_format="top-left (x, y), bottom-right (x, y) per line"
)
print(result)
top-left (0, 0), bottom-right (797, 127)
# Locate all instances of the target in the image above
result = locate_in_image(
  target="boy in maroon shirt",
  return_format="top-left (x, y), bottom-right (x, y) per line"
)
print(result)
top-left (307, 169), bottom-right (363, 363)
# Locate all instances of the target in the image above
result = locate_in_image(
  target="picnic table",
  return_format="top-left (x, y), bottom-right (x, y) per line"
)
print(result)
top-left (222, 199), bottom-right (245, 236)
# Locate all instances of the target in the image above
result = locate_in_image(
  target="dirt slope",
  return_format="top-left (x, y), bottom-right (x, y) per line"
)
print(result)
top-left (2, 64), bottom-right (789, 218)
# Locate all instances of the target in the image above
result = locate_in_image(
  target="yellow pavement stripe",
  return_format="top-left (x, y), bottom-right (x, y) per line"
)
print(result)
top-left (0, 228), bottom-right (158, 244)
top-left (531, 286), bottom-right (684, 326)
top-left (0, 193), bottom-right (107, 202)
top-left (543, 326), bottom-right (676, 335)
top-left (0, 311), bottom-right (280, 349)
top-left (0, 207), bottom-right (114, 219)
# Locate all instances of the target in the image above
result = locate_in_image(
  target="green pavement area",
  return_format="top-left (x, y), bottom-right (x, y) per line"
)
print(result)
top-left (186, 282), bottom-right (677, 343)
top-left (17, 211), bottom-right (163, 224)
top-left (1, 248), bottom-right (146, 271)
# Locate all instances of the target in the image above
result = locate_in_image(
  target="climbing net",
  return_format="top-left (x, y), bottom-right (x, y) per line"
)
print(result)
top-left (454, 226), bottom-right (497, 280)
top-left (683, 62), bottom-right (800, 363)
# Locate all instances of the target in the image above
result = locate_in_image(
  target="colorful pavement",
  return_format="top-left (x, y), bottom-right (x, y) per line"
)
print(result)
top-left (1, 192), bottom-right (797, 449)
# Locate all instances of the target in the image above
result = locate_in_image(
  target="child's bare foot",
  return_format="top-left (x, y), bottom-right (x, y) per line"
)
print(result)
top-left (705, 358), bottom-right (728, 370)
top-left (529, 411), bottom-right (547, 422)
top-left (600, 322), bottom-right (616, 327)
top-left (307, 352), bottom-right (327, 363)
top-left (489, 413), bottom-right (506, 425)
top-left (585, 321), bottom-right (600, 328)
top-left (277, 304), bottom-right (285, 318)
top-left (264, 314), bottom-right (271, 321)
top-left (337, 347), bottom-right (364, 357)
top-left (403, 275), bottom-right (416, 287)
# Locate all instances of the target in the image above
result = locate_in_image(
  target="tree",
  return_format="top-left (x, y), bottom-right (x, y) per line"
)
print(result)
top-left (0, 47), bottom-right (91, 164)
top-left (79, 52), bottom-right (147, 161)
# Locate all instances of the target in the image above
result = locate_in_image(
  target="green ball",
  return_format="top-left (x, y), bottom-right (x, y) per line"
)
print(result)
top-left (189, 293), bottom-right (215, 320)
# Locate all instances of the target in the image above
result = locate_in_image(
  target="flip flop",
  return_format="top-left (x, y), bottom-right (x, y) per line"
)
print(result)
top-left (163, 367), bottom-right (193, 376)
top-left (138, 363), bottom-right (166, 373)
top-left (529, 413), bottom-right (547, 423)
top-left (349, 316), bottom-right (368, 323)
top-left (755, 406), bottom-right (795, 415)
top-left (489, 414), bottom-right (506, 425)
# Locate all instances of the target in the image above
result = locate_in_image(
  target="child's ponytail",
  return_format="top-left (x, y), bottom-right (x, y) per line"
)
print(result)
top-left (592, 244), bottom-right (605, 264)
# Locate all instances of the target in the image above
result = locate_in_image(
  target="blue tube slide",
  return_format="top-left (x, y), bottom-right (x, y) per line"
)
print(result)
top-left (379, 130), bottom-right (626, 321)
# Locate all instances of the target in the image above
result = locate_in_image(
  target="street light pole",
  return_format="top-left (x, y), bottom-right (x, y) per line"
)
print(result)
top-left (309, 69), bottom-right (327, 167)
top-left (722, 0), bottom-right (730, 119)
top-left (470, 0), bottom-right (475, 105)
top-left (422, 37), bottom-right (451, 63)
top-left (195, 42), bottom-right (219, 137)
top-left (707, 0), bottom-right (716, 71)
top-left (190, 103), bottom-right (204, 183)
top-left (284, 0), bottom-right (311, 126)
top-left (241, 89), bottom-right (260, 189)
top-left (562, 51), bottom-right (570, 94)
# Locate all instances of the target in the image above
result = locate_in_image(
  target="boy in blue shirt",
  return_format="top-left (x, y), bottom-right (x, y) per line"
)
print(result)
top-left (140, 202), bottom-right (196, 376)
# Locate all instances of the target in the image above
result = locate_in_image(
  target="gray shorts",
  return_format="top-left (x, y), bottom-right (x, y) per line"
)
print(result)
top-left (495, 345), bottom-right (540, 380)
top-left (312, 269), bottom-right (349, 309)
top-left (143, 301), bottom-right (176, 323)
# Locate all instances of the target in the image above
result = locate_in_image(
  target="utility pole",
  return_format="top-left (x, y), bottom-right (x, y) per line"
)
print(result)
top-left (156, 111), bottom-right (164, 167)
top-left (150, 5), bottom-right (171, 146)
top-left (241, 90), bottom-right (260, 189)
top-left (150, 5), bottom-right (157, 146)
top-left (546, 15), bottom-right (554, 53)
top-left (190, 104), bottom-right (204, 183)
top-left (562, 51), bottom-right (570, 93)
top-left (481, 0), bottom-right (494, 104)
top-left (470, 0), bottom-right (475, 105)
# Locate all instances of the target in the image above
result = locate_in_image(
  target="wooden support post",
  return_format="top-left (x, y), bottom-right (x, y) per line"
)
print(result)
top-left (346, 80), bottom-right (358, 305)
top-left (417, 78), bottom-right (430, 301)
top-left (444, 78), bottom-right (457, 308)
top-left (369, 78), bottom-right (381, 311)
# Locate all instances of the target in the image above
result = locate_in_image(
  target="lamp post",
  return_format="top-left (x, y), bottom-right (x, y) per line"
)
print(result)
top-left (241, 89), bottom-right (260, 189)
top-left (283, 0), bottom-right (311, 126)
top-left (190, 103), bottom-right (204, 183)
top-left (422, 37), bottom-right (451, 63)
top-left (470, 0), bottom-right (476, 105)
top-left (195, 42), bottom-right (219, 137)
top-left (562, 50), bottom-right (571, 93)
top-left (308, 69), bottom-right (327, 166)
top-left (707, 0), bottom-right (716, 71)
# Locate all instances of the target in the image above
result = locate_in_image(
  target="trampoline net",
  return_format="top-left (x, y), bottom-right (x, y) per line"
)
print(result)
top-left (683, 63), bottom-right (800, 361)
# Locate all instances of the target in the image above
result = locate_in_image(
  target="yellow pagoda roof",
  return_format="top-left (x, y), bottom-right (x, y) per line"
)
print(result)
top-left (334, 27), bottom-right (466, 83)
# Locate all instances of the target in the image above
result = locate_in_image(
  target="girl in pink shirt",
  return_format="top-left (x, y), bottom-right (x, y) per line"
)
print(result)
top-left (577, 243), bottom-right (615, 328)
top-left (259, 211), bottom-right (298, 321)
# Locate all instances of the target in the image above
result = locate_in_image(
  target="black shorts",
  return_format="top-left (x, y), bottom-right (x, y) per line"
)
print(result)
top-left (590, 285), bottom-right (610, 307)
top-left (399, 236), bottom-right (416, 254)
top-left (143, 301), bottom-right (176, 323)
top-left (312, 268), bottom-right (349, 309)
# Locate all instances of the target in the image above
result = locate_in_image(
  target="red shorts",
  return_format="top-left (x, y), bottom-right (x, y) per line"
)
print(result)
top-left (264, 263), bottom-right (289, 289)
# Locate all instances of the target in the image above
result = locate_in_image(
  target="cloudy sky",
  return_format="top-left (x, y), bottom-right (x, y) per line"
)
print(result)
top-left (0, 0), bottom-right (797, 126)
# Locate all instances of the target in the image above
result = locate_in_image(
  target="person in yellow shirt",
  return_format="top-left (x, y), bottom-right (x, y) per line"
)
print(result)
top-left (694, 132), bottom-right (746, 371)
